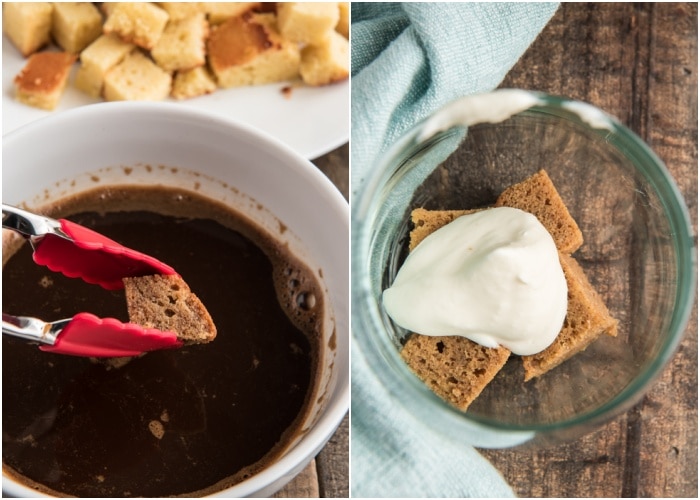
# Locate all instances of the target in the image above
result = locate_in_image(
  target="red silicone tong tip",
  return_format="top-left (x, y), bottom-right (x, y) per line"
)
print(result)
top-left (33, 219), bottom-right (177, 290)
top-left (39, 312), bottom-right (183, 357)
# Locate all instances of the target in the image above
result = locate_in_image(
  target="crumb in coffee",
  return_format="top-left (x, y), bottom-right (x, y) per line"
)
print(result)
top-left (148, 420), bottom-right (165, 440)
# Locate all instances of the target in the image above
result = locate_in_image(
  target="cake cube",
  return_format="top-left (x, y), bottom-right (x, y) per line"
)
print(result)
top-left (401, 334), bottom-right (511, 411)
top-left (14, 51), bottom-right (77, 110)
top-left (157, 2), bottom-right (205, 21)
top-left (51, 2), bottom-right (103, 54)
top-left (277, 2), bottom-right (339, 44)
top-left (300, 30), bottom-right (348, 86)
top-left (207, 13), bottom-right (300, 88)
top-left (103, 2), bottom-right (169, 50)
top-left (123, 274), bottom-right (217, 345)
top-left (336, 2), bottom-right (349, 38)
top-left (495, 169), bottom-right (583, 254)
top-left (521, 253), bottom-right (618, 381)
top-left (100, 2), bottom-right (118, 16)
top-left (402, 207), bottom-right (511, 411)
top-left (151, 13), bottom-right (209, 72)
top-left (103, 50), bottom-right (172, 101)
top-left (171, 66), bottom-right (217, 100)
top-left (203, 2), bottom-right (261, 25)
top-left (3, 2), bottom-right (54, 56)
top-left (74, 34), bottom-right (135, 98)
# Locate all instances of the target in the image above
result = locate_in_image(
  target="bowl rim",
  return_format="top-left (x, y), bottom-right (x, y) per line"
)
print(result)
top-left (2, 101), bottom-right (350, 497)
top-left (351, 90), bottom-right (696, 442)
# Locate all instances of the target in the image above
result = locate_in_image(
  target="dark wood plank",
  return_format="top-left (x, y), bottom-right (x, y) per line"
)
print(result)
top-left (316, 414), bottom-right (350, 498)
top-left (273, 460), bottom-right (320, 498)
top-left (484, 3), bottom-right (698, 497)
top-left (313, 143), bottom-right (350, 201)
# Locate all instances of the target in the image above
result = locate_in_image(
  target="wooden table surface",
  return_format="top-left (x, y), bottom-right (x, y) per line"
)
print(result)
top-left (274, 144), bottom-right (350, 498)
top-left (481, 3), bottom-right (698, 497)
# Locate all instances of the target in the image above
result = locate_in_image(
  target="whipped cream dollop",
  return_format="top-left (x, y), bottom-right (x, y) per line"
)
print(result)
top-left (383, 207), bottom-right (567, 356)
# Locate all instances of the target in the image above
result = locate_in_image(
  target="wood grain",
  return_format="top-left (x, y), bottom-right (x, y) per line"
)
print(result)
top-left (317, 414), bottom-right (350, 498)
top-left (482, 3), bottom-right (698, 497)
top-left (314, 143), bottom-right (350, 201)
top-left (273, 461), bottom-right (320, 498)
top-left (273, 145), bottom-right (350, 498)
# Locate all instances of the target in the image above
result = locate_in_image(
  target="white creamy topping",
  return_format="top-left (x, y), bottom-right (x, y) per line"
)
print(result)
top-left (383, 207), bottom-right (567, 356)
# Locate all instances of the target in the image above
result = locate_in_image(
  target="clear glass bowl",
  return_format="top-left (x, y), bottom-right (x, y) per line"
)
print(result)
top-left (351, 90), bottom-right (696, 448)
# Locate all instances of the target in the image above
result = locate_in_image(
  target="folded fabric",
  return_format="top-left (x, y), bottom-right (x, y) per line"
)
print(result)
top-left (351, 2), bottom-right (559, 191)
top-left (350, 2), bottom-right (559, 497)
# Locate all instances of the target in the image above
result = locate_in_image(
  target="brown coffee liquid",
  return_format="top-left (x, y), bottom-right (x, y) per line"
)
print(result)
top-left (2, 186), bottom-right (324, 497)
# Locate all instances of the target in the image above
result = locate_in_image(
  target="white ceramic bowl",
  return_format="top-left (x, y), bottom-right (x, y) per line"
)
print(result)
top-left (2, 102), bottom-right (349, 497)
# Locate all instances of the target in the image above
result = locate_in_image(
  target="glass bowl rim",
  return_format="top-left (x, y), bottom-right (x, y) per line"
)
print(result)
top-left (351, 90), bottom-right (697, 437)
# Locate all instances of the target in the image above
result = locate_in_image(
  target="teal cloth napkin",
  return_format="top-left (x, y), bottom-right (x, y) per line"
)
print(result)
top-left (351, 3), bottom-right (559, 497)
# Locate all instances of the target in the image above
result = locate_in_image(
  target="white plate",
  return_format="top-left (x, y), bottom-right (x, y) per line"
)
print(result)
top-left (2, 36), bottom-right (349, 160)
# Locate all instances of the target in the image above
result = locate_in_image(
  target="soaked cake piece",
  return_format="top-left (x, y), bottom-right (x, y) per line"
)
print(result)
top-left (523, 254), bottom-right (617, 381)
top-left (123, 274), bottom-right (217, 344)
top-left (495, 169), bottom-right (583, 254)
top-left (400, 170), bottom-right (617, 410)
top-left (400, 334), bottom-right (511, 412)
top-left (402, 208), bottom-right (510, 411)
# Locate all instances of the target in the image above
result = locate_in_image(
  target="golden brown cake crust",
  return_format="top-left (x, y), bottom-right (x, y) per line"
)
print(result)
top-left (496, 169), bottom-right (583, 254)
top-left (123, 274), bottom-right (217, 345)
top-left (207, 13), bottom-right (274, 71)
top-left (14, 51), bottom-right (76, 110)
top-left (14, 51), bottom-right (76, 93)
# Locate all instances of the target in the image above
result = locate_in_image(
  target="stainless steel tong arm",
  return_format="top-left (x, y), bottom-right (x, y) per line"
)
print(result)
top-left (2, 313), bottom-right (70, 345)
top-left (2, 205), bottom-right (74, 344)
top-left (2, 204), bottom-right (71, 248)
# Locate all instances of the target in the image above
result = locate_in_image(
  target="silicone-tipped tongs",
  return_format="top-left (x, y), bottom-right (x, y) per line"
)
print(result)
top-left (2, 204), bottom-right (183, 357)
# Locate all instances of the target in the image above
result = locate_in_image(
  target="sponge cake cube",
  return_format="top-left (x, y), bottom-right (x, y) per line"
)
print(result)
top-left (207, 13), bottom-right (300, 88)
top-left (103, 50), bottom-right (172, 101)
top-left (300, 30), bottom-right (349, 86)
top-left (74, 34), bottom-right (135, 98)
top-left (3, 2), bottom-right (54, 56)
top-left (156, 2), bottom-right (205, 21)
top-left (103, 2), bottom-right (169, 50)
top-left (171, 66), bottom-right (217, 99)
top-left (203, 2), bottom-right (261, 25)
top-left (151, 13), bottom-right (209, 72)
top-left (336, 2), bottom-right (349, 38)
top-left (51, 2), bottom-right (103, 54)
top-left (277, 2), bottom-right (339, 44)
